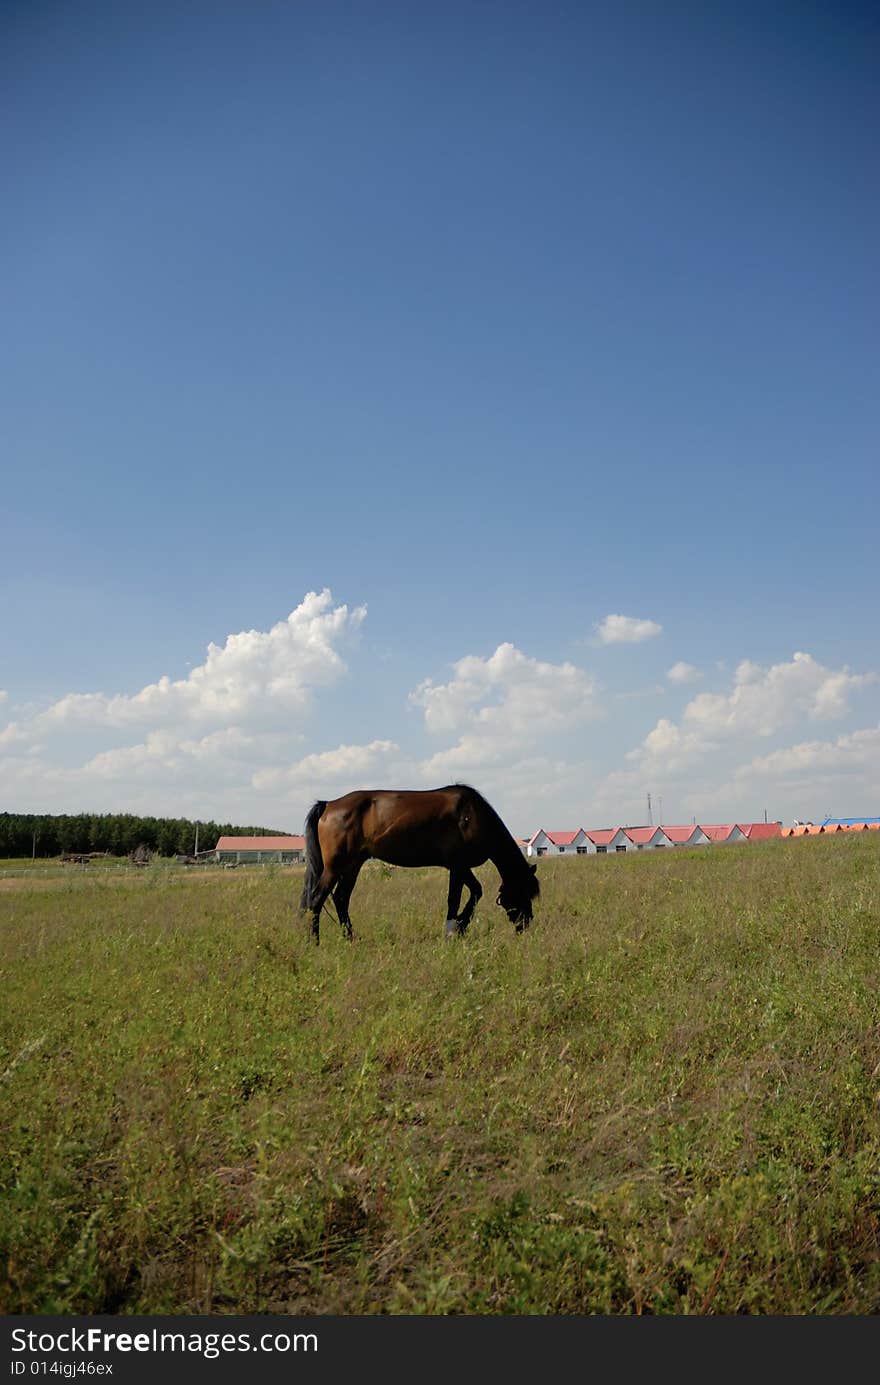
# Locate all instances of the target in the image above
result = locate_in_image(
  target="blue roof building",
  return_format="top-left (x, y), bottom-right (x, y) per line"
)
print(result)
top-left (820, 817), bottom-right (880, 827)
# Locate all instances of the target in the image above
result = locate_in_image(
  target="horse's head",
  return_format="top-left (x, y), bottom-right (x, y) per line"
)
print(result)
top-left (496, 864), bottom-right (539, 931)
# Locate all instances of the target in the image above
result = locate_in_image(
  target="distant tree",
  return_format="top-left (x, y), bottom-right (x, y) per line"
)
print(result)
top-left (0, 812), bottom-right (290, 859)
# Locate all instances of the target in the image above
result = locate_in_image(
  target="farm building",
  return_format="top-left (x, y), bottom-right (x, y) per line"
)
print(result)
top-left (662, 824), bottom-right (711, 847)
top-left (785, 820), bottom-right (879, 837)
top-left (523, 822), bottom-right (782, 855)
top-left (821, 817), bottom-right (880, 829)
top-left (624, 826), bottom-right (674, 850)
top-left (586, 828), bottom-right (632, 854)
top-left (700, 824), bottom-right (748, 844)
top-left (213, 835), bottom-right (306, 865)
top-left (520, 817), bottom-right (874, 856)
top-left (526, 827), bottom-right (636, 855)
top-left (527, 830), bottom-right (585, 856)
top-left (740, 822), bottom-right (782, 841)
top-left (526, 826), bottom-right (673, 855)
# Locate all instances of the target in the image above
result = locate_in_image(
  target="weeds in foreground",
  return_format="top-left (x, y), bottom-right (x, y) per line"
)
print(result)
top-left (1, 837), bottom-right (878, 1313)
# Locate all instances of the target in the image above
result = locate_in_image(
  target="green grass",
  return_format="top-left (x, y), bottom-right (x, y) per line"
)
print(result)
top-left (1, 837), bottom-right (878, 1314)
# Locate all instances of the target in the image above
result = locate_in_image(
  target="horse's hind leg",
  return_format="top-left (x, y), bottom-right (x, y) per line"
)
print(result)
top-left (333, 862), bottom-right (363, 942)
top-left (306, 868), bottom-right (337, 945)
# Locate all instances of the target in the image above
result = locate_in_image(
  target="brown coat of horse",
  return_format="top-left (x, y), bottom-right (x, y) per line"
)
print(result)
top-left (299, 784), bottom-right (539, 944)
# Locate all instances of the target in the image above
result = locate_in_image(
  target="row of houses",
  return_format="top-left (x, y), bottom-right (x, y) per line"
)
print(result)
top-left (521, 818), bottom-right (880, 855)
top-left (784, 820), bottom-right (880, 837)
top-left (520, 822), bottom-right (783, 855)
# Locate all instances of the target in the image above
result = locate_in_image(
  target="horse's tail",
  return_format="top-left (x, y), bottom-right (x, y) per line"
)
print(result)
top-left (299, 800), bottom-right (327, 911)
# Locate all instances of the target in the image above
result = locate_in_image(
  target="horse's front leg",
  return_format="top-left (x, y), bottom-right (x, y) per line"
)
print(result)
top-left (456, 869), bottom-right (482, 935)
top-left (445, 868), bottom-right (465, 937)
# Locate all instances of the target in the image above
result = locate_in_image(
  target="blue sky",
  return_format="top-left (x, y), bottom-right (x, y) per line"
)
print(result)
top-left (2, 0), bottom-right (878, 835)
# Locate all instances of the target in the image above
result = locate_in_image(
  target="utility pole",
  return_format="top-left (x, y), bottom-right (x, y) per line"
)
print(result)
top-left (194, 821), bottom-right (199, 855)
top-left (646, 792), bottom-right (653, 825)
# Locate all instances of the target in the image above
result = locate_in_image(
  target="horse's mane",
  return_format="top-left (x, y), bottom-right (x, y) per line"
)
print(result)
top-left (445, 782), bottom-right (511, 838)
top-left (444, 783), bottom-right (539, 896)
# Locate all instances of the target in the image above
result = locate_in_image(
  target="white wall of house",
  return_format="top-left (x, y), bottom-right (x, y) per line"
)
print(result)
top-left (527, 831), bottom-right (552, 858)
top-left (588, 828), bottom-right (632, 854)
top-left (674, 827), bottom-right (710, 846)
top-left (529, 824), bottom-right (751, 854)
top-left (629, 828), bottom-right (675, 850)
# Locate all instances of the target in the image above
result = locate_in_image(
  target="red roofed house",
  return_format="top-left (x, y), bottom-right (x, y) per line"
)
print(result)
top-left (585, 827), bottom-right (631, 854)
top-left (700, 824), bottom-right (748, 844)
top-left (526, 829), bottom-right (582, 856)
top-left (214, 835), bottom-right (306, 865)
top-left (662, 824), bottom-right (711, 847)
top-left (623, 826), bottom-right (674, 850)
top-left (740, 822), bottom-right (782, 841)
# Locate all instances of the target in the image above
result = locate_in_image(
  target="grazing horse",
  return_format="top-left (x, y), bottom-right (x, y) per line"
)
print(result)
top-left (299, 784), bottom-right (539, 944)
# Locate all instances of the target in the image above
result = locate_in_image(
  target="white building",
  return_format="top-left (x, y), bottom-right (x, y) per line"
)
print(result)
top-left (700, 824), bottom-right (748, 845)
top-left (662, 825), bottom-right (711, 847)
top-left (526, 829), bottom-right (583, 857)
top-left (585, 828), bottom-right (632, 854)
top-left (623, 826), bottom-right (675, 850)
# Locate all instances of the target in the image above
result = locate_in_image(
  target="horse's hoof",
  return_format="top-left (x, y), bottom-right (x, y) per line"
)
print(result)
top-left (445, 918), bottom-right (460, 938)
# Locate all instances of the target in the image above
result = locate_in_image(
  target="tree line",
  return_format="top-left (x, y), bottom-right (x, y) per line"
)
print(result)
top-left (0, 813), bottom-right (287, 860)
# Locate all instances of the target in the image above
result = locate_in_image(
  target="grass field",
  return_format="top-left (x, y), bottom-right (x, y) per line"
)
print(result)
top-left (1, 836), bottom-right (878, 1314)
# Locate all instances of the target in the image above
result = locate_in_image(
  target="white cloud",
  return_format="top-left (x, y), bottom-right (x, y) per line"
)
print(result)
top-left (411, 642), bottom-right (599, 779)
top-left (595, 614), bottom-right (662, 645)
top-left (667, 661), bottom-right (701, 685)
top-left (84, 732), bottom-right (183, 781)
top-left (82, 727), bottom-right (270, 781)
top-left (28, 590), bottom-right (365, 738)
top-left (626, 717), bottom-right (713, 774)
top-left (0, 590), bottom-right (370, 822)
top-left (253, 740), bottom-right (401, 793)
top-left (0, 721), bottom-right (28, 747)
top-left (627, 652), bottom-right (876, 780)
top-left (682, 653), bottom-right (873, 739)
top-left (735, 724), bottom-right (880, 782)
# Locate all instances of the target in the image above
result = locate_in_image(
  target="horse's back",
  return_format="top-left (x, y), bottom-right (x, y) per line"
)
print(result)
top-left (318, 786), bottom-right (485, 868)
